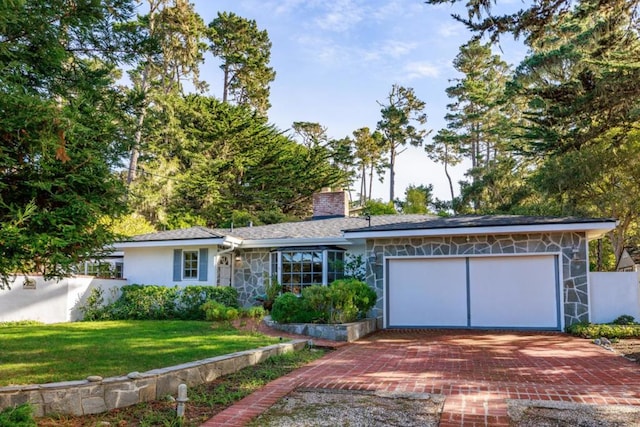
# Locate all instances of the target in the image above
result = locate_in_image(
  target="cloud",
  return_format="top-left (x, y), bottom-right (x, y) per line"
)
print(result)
top-left (313, 0), bottom-right (365, 32)
top-left (438, 22), bottom-right (465, 38)
top-left (402, 61), bottom-right (440, 80)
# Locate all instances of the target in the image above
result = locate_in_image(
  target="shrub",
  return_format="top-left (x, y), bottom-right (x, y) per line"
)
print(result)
top-left (270, 293), bottom-right (319, 324)
top-left (330, 278), bottom-right (377, 322)
top-left (271, 280), bottom-right (377, 324)
top-left (566, 322), bottom-right (640, 339)
top-left (177, 286), bottom-right (239, 319)
top-left (0, 404), bottom-right (36, 427)
top-left (243, 306), bottom-right (267, 322)
top-left (81, 285), bottom-right (239, 321)
top-left (79, 287), bottom-right (108, 321)
top-left (202, 301), bottom-right (240, 322)
top-left (259, 276), bottom-right (282, 311)
top-left (613, 314), bottom-right (636, 325)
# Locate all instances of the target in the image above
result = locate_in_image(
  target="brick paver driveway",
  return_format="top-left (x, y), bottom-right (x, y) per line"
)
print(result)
top-left (202, 330), bottom-right (640, 426)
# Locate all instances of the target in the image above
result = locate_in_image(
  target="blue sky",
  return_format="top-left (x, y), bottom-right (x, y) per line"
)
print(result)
top-left (185, 0), bottom-right (527, 202)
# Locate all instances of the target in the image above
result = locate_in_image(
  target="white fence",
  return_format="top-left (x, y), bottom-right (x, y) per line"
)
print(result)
top-left (0, 276), bottom-right (127, 324)
top-left (590, 272), bottom-right (640, 323)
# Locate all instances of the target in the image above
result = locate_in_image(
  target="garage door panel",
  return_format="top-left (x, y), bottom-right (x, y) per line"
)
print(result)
top-left (469, 256), bottom-right (559, 328)
top-left (388, 258), bottom-right (467, 327)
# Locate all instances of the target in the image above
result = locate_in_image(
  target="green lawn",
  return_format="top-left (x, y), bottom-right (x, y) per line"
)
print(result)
top-left (0, 321), bottom-right (282, 386)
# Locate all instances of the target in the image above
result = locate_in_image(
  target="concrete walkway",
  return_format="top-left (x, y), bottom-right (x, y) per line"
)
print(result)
top-left (201, 330), bottom-right (640, 426)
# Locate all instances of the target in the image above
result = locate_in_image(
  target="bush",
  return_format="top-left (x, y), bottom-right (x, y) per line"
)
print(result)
top-left (81, 285), bottom-right (239, 321)
top-left (566, 322), bottom-right (640, 339)
top-left (271, 280), bottom-right (377, 324)
top-left (202, 301), bottom-right (240, 322)
top-left (270, 293), bottom-right (319, 324)
top-left (613, 314), bottom-right (636, 325)
top-left (0, 404), bottom-right (36, 427)
top-left (243, 306), bottom-right (267, 322)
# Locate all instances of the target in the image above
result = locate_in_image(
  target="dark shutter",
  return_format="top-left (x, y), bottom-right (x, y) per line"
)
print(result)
top-left (199, 248), bottom-right (208, 282)
top-left (173, 249), bottom-right (182, 281)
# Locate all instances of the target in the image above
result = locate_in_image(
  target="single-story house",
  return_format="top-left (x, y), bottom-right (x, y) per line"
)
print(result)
top-left (115, 190), bottom-right (616, 331)
top-left (617, 247), bottom-right (640, 272)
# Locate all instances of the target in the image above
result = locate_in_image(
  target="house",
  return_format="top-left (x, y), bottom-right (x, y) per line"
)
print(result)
top-left (616, 247), bottom-right (640, 272)
top-left (115, 190), bottom-right (617, 331)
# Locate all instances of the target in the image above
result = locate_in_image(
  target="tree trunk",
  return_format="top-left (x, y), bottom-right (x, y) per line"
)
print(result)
top-left (223, 65), bottom-right (229, 103)
top-left (389, 146), bottom-right (396, 202)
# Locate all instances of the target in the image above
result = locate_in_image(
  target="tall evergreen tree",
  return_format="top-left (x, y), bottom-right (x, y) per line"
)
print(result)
top-left (376, 84), bottom-right (429, 202)
top-left (208, 11), bottom-right (276, 116)
top-left (0, 0), bottom-right (135, 286)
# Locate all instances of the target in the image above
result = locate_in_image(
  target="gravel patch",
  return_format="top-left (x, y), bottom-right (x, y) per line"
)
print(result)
top-left (508, 399), bottom-right (640, 426)
top-left (249, 388), bottom-right (445, 427)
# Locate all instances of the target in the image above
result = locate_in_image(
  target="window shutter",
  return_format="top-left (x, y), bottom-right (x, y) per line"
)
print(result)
top-left (173, 249), bottom-right (182, 281)
top-left (199, 248), bottom-right (208, 282)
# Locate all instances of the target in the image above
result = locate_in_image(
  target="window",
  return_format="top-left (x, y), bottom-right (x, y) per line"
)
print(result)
top-left (183, 251), bottom-right (198, 279)
top-left (270, 248), bottom-right (345, 294)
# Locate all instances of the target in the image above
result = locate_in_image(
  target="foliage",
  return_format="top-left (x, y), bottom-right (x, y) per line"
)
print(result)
top-left (377, 84), bottom-right (430, 202)
top-left (202, 301), bottom-right (240, 322)
top-left (270, 293), bottom-right (318, 324)
top-left (258, 276), bottom-right (282, 311)
top-left (363, 199), bottom-right (397, 215)
top-left (351, 127), bottom-right (386, 205)
top-left (0, 404), bottom-right (35, 427)
top-left (613, 315), bottom-right (636, 326)
top-left (101, 214), bottom-right (156, 237)
top-left (0, 320), bottom-right (44, 327)
top-left (341, 254), bottom-right (367, 282)
top-left (397, 184), bottom-right (434, 214)
top-left (133, 95), bottom-right (346, 228)
top-left (0, 321), bottom-right (280, 386)
top-left (0, 0), bottom-right (136, 288)
top-left (243, 306), bottom-right (267, 322)
top-left (80, 285), bottom-right (239, 321)
top-left (271, 280), bottom-right (377, 324)
top-left (566, 322), bottom-right (640, 339)
top-left (208, 11), bottom-right (275, 115)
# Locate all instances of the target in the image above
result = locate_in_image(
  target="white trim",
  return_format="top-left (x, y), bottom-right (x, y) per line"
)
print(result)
top-left (239, 237), bottom-right (352, 248)
top-left (345, 222), bottom-right (616, 240)
top-left (182, 250), bottom-right (199, 281)
top-left (115, 238), bottom-right (224, 249)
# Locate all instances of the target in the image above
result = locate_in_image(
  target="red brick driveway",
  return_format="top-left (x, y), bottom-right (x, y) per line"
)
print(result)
top-left (202, 330), bottom-right (640, 426)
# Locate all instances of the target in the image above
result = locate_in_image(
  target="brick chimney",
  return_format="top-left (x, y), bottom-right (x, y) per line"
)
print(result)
top-left (312, 189), bottom-right (349, 219)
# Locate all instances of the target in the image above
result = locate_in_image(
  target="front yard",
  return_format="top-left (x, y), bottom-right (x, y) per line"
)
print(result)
top-left (0, 320), bottom-right (282, 386)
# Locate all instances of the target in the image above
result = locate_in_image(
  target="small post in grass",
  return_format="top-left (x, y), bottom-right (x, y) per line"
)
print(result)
top-left (176, 383), bottom-right (188, 418)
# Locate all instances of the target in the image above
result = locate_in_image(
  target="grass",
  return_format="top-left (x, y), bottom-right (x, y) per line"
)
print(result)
top-left (38, 347), bottom-right (327, 427)
top-left (0, 320), bottom-right (282, 386)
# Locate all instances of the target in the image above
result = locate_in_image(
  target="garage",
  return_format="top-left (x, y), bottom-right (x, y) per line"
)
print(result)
top-left (387, 255), bottom-right (561, 330)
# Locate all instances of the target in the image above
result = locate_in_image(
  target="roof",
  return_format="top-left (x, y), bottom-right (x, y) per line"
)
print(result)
top-left (344, 215), bottom-right (617, 233)
top-left (119, 214), bottom-right (617, 249)
top-left (344, 215), bottom-right (617, 240)
top-left (215, 214), bottom-right (436, 241)
top-left (128, 226), bottom-right (227, 242)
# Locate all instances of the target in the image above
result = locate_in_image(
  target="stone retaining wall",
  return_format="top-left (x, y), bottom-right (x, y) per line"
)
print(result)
top-left (264, 317), bottom-right (377, 342)
top-left (0, 340), bottom-right (307, 417)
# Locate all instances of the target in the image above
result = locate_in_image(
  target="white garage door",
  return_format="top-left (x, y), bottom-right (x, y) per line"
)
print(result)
top-left (387, 255), bottom-right (560, 329)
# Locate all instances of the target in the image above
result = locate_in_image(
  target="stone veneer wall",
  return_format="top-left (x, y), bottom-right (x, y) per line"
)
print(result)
top-left (365, 232), bottom-right (588, 326)
top-left (0, 340), bottom-right (307, 417)
top-left (233, 248), bottom-right (271, 306)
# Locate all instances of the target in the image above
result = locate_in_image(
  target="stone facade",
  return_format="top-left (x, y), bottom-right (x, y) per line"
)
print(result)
top-left (365, 232), bottom-right (588, 327)
top-left (233, 248), bottom-right (271, 306)
top-left (0, 341), bottom-right (307, 417)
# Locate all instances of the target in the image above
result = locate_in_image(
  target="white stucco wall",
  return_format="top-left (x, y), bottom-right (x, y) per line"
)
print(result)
top-left (590, 272), bottom-right (640, 323)
top-left (123, 246), bottom-right (218, 286)
top-left (0, 277), bottom-right (127, 324)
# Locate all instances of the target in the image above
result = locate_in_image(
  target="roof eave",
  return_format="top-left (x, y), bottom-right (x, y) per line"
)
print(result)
top-left (114, 237), bottom-right (226, 249)
top-left (343, 221), bottom-right (618, 240)
top-left (239, 237), bottom-right (352, 249)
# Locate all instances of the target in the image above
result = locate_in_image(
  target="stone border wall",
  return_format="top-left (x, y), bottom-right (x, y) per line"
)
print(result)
top-left (0, 340), bottom-right (307, 417)
top-left (264, 317), bottom-right (377, 342)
